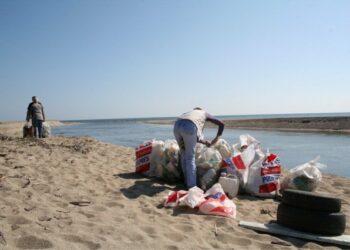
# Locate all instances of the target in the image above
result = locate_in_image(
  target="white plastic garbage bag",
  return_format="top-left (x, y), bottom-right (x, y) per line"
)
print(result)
top-left (213, 138), bottom-right (232, 159)
top-left (239, 134), bottom-right (260, 149)
top-left (42, 122), bottom-right (51, 138)
top-left (23, 122), bottom-right (32, 138)
top-left (199, 183), bottom-right (236, 218)
top-left (179, 186), bottom-right (205, 208)
top-left (281, 157), bottom-right (325, 192)
top-left (135, 140), bottom-right (155, 175)
top-left (136, 139), bottom-right (182, 182)
top-left (196, 147), bottom-right (222, 169)
top-left (246, 153), bottom-right (282, 197)
top-left (221, 144), bottom-right (257, 191)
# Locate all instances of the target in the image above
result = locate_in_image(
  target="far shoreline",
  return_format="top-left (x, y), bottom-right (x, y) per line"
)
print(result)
top-left (144, 116), bottom-right (350, 134)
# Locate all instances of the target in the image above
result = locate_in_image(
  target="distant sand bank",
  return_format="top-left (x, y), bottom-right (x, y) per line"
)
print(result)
top-left (146, 116), bottom-right (350, 134)
top-left (0, 121), bottom-right (75, 138)
top-left (0, 122), bottom-right (349, 249)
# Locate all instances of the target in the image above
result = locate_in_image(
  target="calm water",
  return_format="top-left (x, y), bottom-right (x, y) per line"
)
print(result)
top-left (52, 114), bottom-right (350, 177)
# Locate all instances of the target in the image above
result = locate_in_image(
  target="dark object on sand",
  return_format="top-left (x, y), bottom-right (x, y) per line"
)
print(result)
top-left (281, 189), bottom-right (341, 213)
top-left (69, 201), bottom-right (91, 206)
top-left (277, 203), bottom-right (346, 236)
top-left (23, 125), bottom-right (34, 138)
top-left (277, 190), bottom-right (345, 235)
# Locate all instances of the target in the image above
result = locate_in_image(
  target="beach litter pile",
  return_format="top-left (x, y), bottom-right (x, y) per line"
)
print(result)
top-left (134, 133), bottom-right (346, 238)
top-left (135, 134), bottom-right (284, 198)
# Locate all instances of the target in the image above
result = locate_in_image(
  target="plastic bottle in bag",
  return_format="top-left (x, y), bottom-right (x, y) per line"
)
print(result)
top-left (200, 168), bottom-right (218, 190)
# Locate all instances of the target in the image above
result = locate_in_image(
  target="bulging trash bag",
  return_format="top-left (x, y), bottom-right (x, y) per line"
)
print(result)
top-left (281, 157), bottom-right (325, 192)
top-left (196, 147), bottom-right (222, 169)
top-left (23, 122), bottom-right (33, 138)
top-left (149, 140), bottom-right (165, 177)
top-left (164, 139), bottom-right (179, 163)
top-left (199, 183), bottom-right (237, 218)
top-left (179, 186), bottom-right (205, 208)
top-left (221, 143), bottom-right (258, 192)
top-left (213, 138), bottom-right (232, 159)
top-left (195, 145), bottom-right (222, 190)
top-left (195, 143), bottom-right (205, 160)
top-left (150, 140), bottom-right (165, 161)
top-left (135, 140), bottom-right (154, 175)
top-left (246, 153), bottom-right (282, 198)
top-left (42, 122), bottom-right (51, 138)
top-left (160, 140), bottom-right (182, 182)
top-left (199, 168), bottom-right (220, 191)
top-left (136, 139), bottom-right (182, 182)
top-left (239, 134), bottom-right (260, 149)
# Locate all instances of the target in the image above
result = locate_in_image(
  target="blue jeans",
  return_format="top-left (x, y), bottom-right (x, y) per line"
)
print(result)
top-left (173, 119), bottom-right (197, 189)
top-left (32, 119), bottom-right (43, 138)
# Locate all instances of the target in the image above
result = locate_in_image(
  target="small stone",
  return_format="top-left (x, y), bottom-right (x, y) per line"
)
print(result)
top-left (11, 224), bottom-right (20, 230)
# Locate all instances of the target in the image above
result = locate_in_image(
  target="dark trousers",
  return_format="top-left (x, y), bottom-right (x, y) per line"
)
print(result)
top-left (32, 119), bottom-right (43, 138)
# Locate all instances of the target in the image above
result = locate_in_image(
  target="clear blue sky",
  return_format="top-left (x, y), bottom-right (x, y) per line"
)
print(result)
top-left (1, 0), bottom-right (349, 121)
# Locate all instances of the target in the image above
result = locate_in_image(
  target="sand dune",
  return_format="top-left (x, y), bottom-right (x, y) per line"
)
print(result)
top-left (0, 122), bottom-right (349, 249)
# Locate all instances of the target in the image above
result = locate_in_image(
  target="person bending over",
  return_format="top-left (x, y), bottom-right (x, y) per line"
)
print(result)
top-left (173, 108), bottom-right (224, 189)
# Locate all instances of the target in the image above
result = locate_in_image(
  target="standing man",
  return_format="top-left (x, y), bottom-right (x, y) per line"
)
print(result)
top-left (173, 107), bottom-right (224, 189)
top-left (26, 96), bottom-right (46, 138)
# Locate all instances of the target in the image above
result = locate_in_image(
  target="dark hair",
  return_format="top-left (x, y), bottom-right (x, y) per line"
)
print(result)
top-left (193, 107), bottom-right (202, 110)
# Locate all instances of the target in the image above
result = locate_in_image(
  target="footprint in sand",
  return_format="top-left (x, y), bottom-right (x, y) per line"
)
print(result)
top-left (164, 245), bottom-right (180, 250)
top-left (92, 205), bottom-right (107, 212)
top-left (163, 232), bottom-right (186, 242)
top-left (140, 226), bottom-right (157, 236)
top-left (114, 217), bottom-right (126, 223)
top-left (7, 216), bottom-right (31, 225)
top-left (62, 234), bottom-right (101, 250)
top-left (78, 211), bottom-right (95, 218)
top-left (215, 234), bottom-right (252, 246)
top-left (174, 224), bottom-right (195, 232)
top-left (32, 184), bottom-right (51, 194)
top-left (16, 235), bottom-right (53, 249)
top-left (213, 217), bottom-right (234, 227)
top-left (104, 201), bottom-right (125, 209)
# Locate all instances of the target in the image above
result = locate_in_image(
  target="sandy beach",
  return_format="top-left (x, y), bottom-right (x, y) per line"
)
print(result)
top-left (0, 121), bottom-right (349, 249)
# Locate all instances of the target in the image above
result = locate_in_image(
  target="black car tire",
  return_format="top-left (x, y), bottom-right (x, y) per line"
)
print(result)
top-left (282, 189), bottom-right (341, 213)
top-left (277, 203), bottom-right (346, 236)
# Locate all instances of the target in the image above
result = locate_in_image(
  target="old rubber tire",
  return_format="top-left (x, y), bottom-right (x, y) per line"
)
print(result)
top-left (282, 189), bottom-right (341, 213)
top-left (277, 203), bottom-right (346, 236)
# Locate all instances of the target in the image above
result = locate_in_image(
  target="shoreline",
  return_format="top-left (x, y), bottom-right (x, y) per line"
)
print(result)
top-left (0, 122), bottom-right (349, 249)
top-left (145, 116), bottom-right (350, 134)
top-left (0, 120), bottom-right (76, 138)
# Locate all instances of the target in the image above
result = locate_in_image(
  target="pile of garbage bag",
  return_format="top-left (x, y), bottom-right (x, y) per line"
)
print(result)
top-left (135, 134), bottom-right (326, 198)
top-left (23, 121), bottom-right (51, 138)
top-left (163, 183), bottom-right (236, 218)
top-left (135, 139), bottom-right (182, 182)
